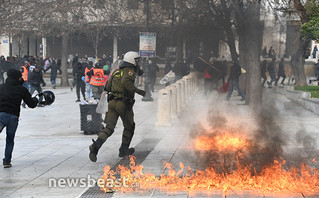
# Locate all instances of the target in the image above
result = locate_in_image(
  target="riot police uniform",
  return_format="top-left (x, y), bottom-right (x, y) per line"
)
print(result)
top-left (89, 51), bottom-right (145, 162)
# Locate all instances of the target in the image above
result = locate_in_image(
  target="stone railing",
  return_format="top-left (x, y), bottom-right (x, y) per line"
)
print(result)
top-left (275, 86), bottom-right (319, 115)
top-left (156, 72), bottom-right (199, 126)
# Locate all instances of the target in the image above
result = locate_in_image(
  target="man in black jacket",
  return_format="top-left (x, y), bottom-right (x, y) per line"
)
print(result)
top-left (44, 58), bottom-right (61, 89)
top-left (275, 58), bottom-right (286, 86)
top-left (260, 60), bottom-right (267, 88)
top-left (73, 62), bottom-right (86, 102)
top-left (0, 69), bottom-right (39, 168)
top-left (29, 66), bottom-right (46, 107)
top-left (226, 61), bottom-right (246, 101)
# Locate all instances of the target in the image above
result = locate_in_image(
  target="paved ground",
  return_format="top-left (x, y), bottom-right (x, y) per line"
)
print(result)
top-left (0, 78), bottom-right (319, 198)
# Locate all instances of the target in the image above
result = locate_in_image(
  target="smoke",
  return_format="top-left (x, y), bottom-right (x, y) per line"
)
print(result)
top-left (251, 93), bottom-right (286, 168)
top-left (185, 88), bottom-right (317, 172)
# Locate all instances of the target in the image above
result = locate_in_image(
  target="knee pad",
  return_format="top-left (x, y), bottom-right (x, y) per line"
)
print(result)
top-left (98, 126), bottom-right (113, 140)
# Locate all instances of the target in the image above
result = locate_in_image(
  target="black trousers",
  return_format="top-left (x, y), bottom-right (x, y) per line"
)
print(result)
top-left (76, 80), bottom-right (86, 100)
top-left (275, 74), bottom-right (286, 85)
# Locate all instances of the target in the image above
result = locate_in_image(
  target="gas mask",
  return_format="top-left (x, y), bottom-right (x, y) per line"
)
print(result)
top-left (136, 65), bottom-right (144, 76)
top-left (135, 58), bottom-right (144, 76)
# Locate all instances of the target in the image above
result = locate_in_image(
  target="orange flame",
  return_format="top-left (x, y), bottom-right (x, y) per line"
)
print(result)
top-left (98, 156), bottom-right (319, 193)
top-left (98, 133), bottom-right (319, 194)
top-left (194, 133), bottom-right (251, 152)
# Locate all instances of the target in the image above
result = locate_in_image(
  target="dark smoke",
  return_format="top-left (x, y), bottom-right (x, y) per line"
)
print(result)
top-left (189, 91), bottom-right (318, 174)
top-left (252, 103), bottom-right (285, 168)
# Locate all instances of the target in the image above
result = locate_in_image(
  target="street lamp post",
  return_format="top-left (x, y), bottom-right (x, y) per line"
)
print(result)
top-left (141, 0), bottom-right (153, 102)
top-left (142, 57), bottom-right (153, 101)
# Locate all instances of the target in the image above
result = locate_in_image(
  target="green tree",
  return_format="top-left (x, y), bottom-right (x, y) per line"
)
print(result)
top-left (301, 0), bottom-right (319, 41)
top-left (301, 16), bottom-right (319, 41)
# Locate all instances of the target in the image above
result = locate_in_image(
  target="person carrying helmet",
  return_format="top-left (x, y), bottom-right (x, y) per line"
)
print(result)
top-left (87, 62), bottom-right (104, 100)
top-left (28, 65), bottom-right (46, 107)
top-left (89, 51), bottom-right (146, 162)
top-left (0, 69), bottom-right (39, 168)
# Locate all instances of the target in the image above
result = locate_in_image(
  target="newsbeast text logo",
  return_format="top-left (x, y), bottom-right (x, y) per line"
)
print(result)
top-left (48, 175), bottom-right (139, 188)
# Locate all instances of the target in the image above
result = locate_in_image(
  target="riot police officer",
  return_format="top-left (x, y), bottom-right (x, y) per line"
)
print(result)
top-left (89, 51), bottom-right (145, 162)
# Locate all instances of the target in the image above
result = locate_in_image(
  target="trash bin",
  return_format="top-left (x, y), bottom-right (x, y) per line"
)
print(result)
top-left (80, 104), bottom-right (103, 135)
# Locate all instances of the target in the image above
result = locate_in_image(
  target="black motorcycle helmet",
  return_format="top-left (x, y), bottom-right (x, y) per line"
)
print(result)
top-left (95, 62), bottom-right (102, 68)
top-left (42, 90), bottom-right (55, 106)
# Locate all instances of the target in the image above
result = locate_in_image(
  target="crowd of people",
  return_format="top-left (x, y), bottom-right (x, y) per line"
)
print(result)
top-left (0, 53), bottom-right (162, 104)
top-left (260, 57), bottom-right (287, 88)
top-left (1, 47), bottom-right (317, 105)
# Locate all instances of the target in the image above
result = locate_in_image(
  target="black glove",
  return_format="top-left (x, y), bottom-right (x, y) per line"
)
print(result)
top-left (32, 97), bottom-right (39, 104)
top-left (137, 89), bottom-right (146, 97)
top-left (38, 92), bottom-right (44, 97)
top-left (138, 69), bottom-right (144, 76)
top-left (42, 82), bottom-right (46, 87)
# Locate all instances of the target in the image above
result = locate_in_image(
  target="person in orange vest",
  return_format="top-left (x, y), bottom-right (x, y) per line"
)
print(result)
top-left (87, 62), bottom-right (104, 100)
top-left (20, 61), bottom-right (30, 90)
top-left (84, 61), bottom-right (94, 100)
top-left (20, 62), bottom-right (31, 108)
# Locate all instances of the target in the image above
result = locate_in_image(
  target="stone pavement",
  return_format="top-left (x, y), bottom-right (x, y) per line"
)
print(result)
top-left (0, 81), bottom-right (319, 198)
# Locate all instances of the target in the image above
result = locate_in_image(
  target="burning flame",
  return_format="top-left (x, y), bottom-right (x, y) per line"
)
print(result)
top-left (98, 156), bottom-right (319, 194)
top-left (98, 133), bottom-right (319, 194)
top-left (194, 133), bottom-right (251, 152)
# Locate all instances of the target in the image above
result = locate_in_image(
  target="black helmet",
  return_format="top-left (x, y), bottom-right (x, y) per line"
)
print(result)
top-left (95, 62), bottom-right (102, 68)
top-left (42, 90), bottom-right (55, 106)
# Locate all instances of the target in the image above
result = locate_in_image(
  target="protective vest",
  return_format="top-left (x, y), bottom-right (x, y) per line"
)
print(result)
top-left (21, 66), bottom-right (28, 81)
top-left (85, 67), bottom-right (93, 83)
top-left (105, 69), bottom-right (124, 97)
top-left (90, 68), bottom-right (104, 86)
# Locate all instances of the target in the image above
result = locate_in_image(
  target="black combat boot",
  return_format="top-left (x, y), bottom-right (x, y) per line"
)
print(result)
top-left (119, 143), bottom-right (135, 157)
top-left (89, 138), bottom-right (105, 162)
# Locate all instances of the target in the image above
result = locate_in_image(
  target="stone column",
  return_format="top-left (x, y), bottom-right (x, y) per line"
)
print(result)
top-left (113, 35), bottom-right (118, 63)
top-left (42, 37), bottom-right (47, 59)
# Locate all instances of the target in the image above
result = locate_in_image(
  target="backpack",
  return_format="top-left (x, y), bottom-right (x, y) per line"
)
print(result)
top-left (103, 65), bottom-right (110, 71)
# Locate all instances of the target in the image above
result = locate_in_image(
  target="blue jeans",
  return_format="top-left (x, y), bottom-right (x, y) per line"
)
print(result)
top-left (86, 83), bottom-right (92, 99)
top-left (227, 78), bottom-right (246, 100)
top-left (50, 74), bottom-right (57, 86)
top-left (30, 85), bottom-right (43, 103)
top-left (0, 112), bottom-right (19, 163)
top-left (23, 81), bottom-right (30, 91)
